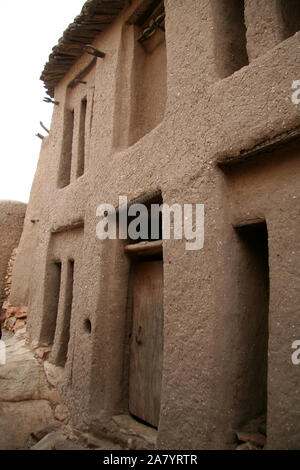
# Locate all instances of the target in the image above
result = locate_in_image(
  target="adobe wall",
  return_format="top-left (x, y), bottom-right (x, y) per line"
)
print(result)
top-left (0, 201), bottom-right (26, 310)
top-left (9, 137), bottom-right (54, 307)
top-left (11, 0), bottom-right (300, 449)
top-left (225, 141), bottom-right (300, 450)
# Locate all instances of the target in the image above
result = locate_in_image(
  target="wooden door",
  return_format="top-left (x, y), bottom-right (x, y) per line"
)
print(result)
top-left (129, 260), bottom-right (164, 428)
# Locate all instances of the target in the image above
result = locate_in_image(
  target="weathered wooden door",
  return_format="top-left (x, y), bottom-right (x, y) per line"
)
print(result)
top-left (129, 260), bottom-right (164, 428)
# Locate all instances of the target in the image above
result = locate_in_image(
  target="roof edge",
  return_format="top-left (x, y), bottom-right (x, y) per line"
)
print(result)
top-left (41, 0), bottom-right (128, 97)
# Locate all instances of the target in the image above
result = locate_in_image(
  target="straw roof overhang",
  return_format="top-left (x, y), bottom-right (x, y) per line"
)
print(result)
top-left (41, 0), bottom-right (127, 97)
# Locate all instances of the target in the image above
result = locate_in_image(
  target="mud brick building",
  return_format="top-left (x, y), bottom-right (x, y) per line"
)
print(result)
top-left (10, 0), bottom-right (300, 449)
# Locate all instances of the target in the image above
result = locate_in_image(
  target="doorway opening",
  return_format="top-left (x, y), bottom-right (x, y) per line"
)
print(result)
top-left (124, 192), bottom-right (164, 429)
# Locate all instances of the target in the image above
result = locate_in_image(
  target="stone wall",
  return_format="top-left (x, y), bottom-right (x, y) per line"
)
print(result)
top-left (1, 248), bottom-right (28, 334)
top-left (0, 201), bottom-right (26, 316)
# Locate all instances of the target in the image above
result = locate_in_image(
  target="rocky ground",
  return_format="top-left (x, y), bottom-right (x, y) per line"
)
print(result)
top-left (1, 249), bottom-right (28, 335)
top-left (0, 249), bottom-right (124, 451)
top-left (0, 328), bottom-right (266, 451)
top-left (0, 328), bottom-right (123, 451)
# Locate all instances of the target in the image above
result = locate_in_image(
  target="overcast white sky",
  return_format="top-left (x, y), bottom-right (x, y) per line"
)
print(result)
top-left (0, 0), bottom-right (85, 203)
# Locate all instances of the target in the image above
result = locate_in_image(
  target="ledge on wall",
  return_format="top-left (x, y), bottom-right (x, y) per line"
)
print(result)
top-left (217, 125), bottom-right (300, 168)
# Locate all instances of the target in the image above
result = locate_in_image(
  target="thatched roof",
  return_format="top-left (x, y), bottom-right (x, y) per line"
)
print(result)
top-left (41, 0), bottom-right (127, 97)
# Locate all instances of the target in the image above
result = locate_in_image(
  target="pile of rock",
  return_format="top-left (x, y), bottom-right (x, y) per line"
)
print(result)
top-left (235, 414), bottom-right (266, 450)
top-left (1, 248), bottom-right (28, 335)
top-left (0, 328), bottom-right (123, 450)
top-left (0, 329), bottom-right (61, 449)
top-left (2, 248), bottom-right (16, 297)
top-left (29, 422), bottom-right (123, 450)
top-left (2, 305), bottom-right (28, 335)
top-left (235, 431), bottom-right (266, 450)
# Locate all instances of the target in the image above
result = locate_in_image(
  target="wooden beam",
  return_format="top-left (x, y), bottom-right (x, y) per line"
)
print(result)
top-left (218, 125), bottom-right (300, 168)
top-left (51, 220), bottom-right (84, 234)
top-left (125, 240), bottom-right (162, 257)
top-left (41, 0), bottom-right (128, 97)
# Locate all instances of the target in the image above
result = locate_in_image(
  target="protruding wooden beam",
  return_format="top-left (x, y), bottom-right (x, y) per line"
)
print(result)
top-left (43, 97), bottom-right (60, 105)
top-left (74, 79), bottom-right (87, 85)
top-left (217, 125), bottom-right (300, 168)
top-left (125, 240), bottom-right (163, 257)
top-left (40, 121), bottom-right (49, 134)
top-left (84, 44), bottom-right (105, 58)
top-left (51, 220), bottom-right (84, 234)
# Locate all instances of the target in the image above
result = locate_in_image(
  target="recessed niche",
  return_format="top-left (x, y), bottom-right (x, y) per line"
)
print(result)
top-left (58, 109), bottom-right (74, 188)
top-left (234, 221), bottom-right (269, 430)
top-left (77, 97), bottom-right (87, 178)
top-left (126, 191), bottom-right (163, 246)
top-left (40, 261), bottom-right (62, 345)
top-left (129, 1), bottom-right (167, 146)
top-left (211, 0), bottom-right (249, 79)
top-left (56, 259), bottom-right (74, 367)
top-left (278, 0), bottom-right (300, 40)
top-left (84, 318), bottom-right (92, 334)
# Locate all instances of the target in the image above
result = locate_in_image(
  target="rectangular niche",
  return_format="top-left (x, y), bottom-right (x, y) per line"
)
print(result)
top-left (58, 108), bottom-right (74, 189)
top-left (40, 261), bottom-right (62, 346)
top-left (211, 0), bottom-right (249, 79)
top-left (77, 97), bottom-right (87, 178)
top-left (234, 221), bottom-right (269, 432)
top-left (55, 259), bottom-right (74, 367)
top-left (125, 190), bottom-right (163, 247)
top-left (278, 0), bottom-right (300, 40)
top-left (128, 0), bottom-right (167, 146)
